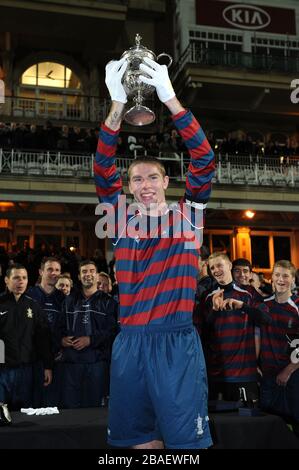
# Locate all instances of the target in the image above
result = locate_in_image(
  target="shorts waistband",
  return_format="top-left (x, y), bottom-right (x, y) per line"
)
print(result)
top-left (120, 321), bottom-right (193, 334)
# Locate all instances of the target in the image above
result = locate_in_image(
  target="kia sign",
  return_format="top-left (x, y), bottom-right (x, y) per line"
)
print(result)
top-left (196, 0), bottom-right (296, 35)
top-left (223, 4), bottom-right (270, 31)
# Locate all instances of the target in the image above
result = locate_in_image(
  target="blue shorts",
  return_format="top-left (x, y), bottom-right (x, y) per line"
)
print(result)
top-left (107, 323), bottom-right (212, 449)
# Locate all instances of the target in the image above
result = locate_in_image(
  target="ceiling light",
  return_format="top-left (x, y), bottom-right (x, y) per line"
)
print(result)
top-left (245, 210), bottom-right (255, 219)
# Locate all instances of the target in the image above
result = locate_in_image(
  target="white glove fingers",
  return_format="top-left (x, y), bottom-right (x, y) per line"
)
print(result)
top-left (143, 56), bottom-right (158, 70)
top-left (115, 57), bottom-right (127, 72)
top-left (106, 57), bottom-right (126, 73)
top-left (139, 63), bottom-right (155, 77)
top-left (139, 75), bottom-right (153, 85)
top-left (105, 60), bottom-right (116, 73)
top-left (117, 59), bottom-right (128, 78)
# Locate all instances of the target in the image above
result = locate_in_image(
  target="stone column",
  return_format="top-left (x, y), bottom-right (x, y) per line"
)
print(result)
top-left (235, 227), bottom-right (251, 261)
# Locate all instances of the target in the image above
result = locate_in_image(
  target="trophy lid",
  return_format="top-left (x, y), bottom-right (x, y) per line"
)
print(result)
top-left (121, 33), bottom-right (155, 58)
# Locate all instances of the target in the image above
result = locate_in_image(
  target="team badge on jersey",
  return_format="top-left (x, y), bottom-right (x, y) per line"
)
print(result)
top-left (26, 307), bottom-right (33, 318)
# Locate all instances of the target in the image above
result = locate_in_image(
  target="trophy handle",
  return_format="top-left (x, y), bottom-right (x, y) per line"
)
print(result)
top-left (156, 53), bottom-right (172, 68)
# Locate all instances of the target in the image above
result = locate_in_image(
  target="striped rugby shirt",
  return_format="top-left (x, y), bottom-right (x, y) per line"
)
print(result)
top-left (201, 282), bottom-right (261, 382)
top-left (259, 294), bottom-right (299, 376)
top-left (94, 110), bottom-right (215, 327)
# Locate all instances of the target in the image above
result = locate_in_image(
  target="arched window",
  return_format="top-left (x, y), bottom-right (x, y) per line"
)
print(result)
top-left (16, 61), bottom-right (84, 120)
top-left (21, 62), bottom-right (81, 90)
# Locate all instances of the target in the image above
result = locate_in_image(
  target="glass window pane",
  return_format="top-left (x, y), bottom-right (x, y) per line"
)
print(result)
top-left (274, 236), bottom-right (290, 261)
top-left (21, 65), bottom-right (37, 85)
top-left (21, 62), bottom-right (81, 90)
top-left (251, 236), bottom-right (270, 269)
top-left (37, 62), bottom-right (65, 87)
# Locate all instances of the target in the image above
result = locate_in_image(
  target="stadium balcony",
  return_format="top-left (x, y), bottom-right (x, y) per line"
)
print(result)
top-left (175, 42), bottom-right (299, 76)
top-left (1, 148), bottom-right (299, 188)
top-left (172, 26), bottom-right (299, 128)
top-left (0, 95), bottom-right (110, 125)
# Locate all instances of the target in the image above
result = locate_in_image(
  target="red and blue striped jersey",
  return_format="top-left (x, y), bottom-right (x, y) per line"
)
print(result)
top-left (259, 294), bottom-right (299, 376)
top-left (201, 283), bottom-right (259, 382)
top-left (94, 110), bottom-right (215, 326)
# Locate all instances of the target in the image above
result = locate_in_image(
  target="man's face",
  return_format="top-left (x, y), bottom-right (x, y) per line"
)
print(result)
top-left (97, 275), bottom-right (110, 294)
top-left (5, 268), bottom-right (28, 296)
top-left (208, 256), bottom-right (232, 285)
top-left (79, 264), bottom-right (97, 289)
top-left (272, 267), bottom-right (294, 296)
top-left (56, 278), bottom-right (71, 296)
top-left (129, 163), bottom-right (169, 211)
top-left (233, 265), bottom-right (251, 286)
top-left (40, 261), bottom-right (61, 287)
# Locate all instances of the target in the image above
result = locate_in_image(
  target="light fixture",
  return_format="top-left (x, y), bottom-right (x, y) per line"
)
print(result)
top-left (0, 202), bottom-right (14, 211)
top-left (245, 210), bottom-right (255, 219)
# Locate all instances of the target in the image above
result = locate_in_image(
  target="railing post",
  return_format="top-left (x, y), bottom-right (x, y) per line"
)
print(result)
top-left (254, 163), bottom-right (258, 184)
top-left (218, 160), bottom-right (221, 181)
top-left (180, 152), bottom-right (184, 181)
top-left (63, 95), bottom-right (67, 119)
top-left (290, 166), bottom-right (294, 186)
top-left (58, 152), bottom-right (61, 176)
top-left (46, 151), bottom-right (50, 175)
top-left (11, 149), bottom-right (14, 173)
top-left (91, 154), bottom-right (94, 177)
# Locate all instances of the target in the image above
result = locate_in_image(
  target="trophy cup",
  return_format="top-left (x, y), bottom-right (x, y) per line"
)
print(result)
top-left (121, 33), bottom-right (172, 126)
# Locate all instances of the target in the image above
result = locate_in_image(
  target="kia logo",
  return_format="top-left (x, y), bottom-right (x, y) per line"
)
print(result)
top-left (223, 4), bottom-right (271, 30)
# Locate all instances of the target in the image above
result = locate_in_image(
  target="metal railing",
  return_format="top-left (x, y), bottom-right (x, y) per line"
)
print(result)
top-left (172, 42), bottom-right (299, 80)
top-left (0, 95), bottom-right (110, 122)
top-left (1, 148), bottom-right (299, 187)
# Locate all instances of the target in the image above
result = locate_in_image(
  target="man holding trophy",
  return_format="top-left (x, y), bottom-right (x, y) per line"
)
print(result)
top-left (94, 43), bottom-right (215, 449)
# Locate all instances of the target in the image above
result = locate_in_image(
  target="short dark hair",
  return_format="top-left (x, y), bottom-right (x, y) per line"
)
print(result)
top-left (40, 256), bottom-right (61, 270)
top-left (128, 156), bottom-right (166, 180)
top-left (6, 263), bottom-right (27, 278)
top-left (79, 260), bottom-right (97, 272)
top-left (232, 258), bottom-right (252, 271)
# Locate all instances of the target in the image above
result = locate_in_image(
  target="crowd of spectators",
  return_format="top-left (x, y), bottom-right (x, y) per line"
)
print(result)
top-left (1, 120), bottom-right (299, 160)
top-left (0, 242), bottom-right (111, 293)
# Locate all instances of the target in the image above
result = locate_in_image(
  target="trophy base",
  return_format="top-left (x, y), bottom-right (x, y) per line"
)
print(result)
top-left (124, 105), bottom-right (155, 126)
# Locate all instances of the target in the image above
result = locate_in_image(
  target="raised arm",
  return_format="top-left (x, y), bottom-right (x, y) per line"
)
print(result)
top-left (94, 59), bottom-right (127, 206)
top-left (139, 57), bottom-right (215, 205)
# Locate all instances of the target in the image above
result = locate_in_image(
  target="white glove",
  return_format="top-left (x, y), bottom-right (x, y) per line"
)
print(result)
top-left (105, 58), bottom-right (128, 103)
top-left (139, 57), bottom-right (175, 103)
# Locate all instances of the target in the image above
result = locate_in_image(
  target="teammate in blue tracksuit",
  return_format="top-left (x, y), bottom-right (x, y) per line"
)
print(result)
top-left (27, 256), bottom-right (64, 406)
top-left (59, 260), bottom-right (117, 408)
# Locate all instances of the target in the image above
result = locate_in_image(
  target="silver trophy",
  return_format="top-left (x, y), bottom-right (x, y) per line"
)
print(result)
top-left (121, 33), bottom-right (172, 126)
